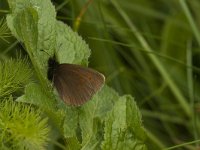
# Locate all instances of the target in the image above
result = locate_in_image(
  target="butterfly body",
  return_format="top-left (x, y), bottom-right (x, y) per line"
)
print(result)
top-left (47, 55), bottom-right (105, 106)
top-left (47, 57), bottom-right (59, 81)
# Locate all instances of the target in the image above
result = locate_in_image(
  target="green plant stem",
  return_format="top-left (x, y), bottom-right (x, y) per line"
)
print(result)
top-left (0, 10), bottom-right (9, 13)
top-left (146, 129), bottom-right (165, 149)
top-left (2, 40), bottom-right (19, 55)
top-left (164, 139), bottom-right (200, 150)
top-left (55, 0), bottom-right (70, 11)
top-left (186, 40), bottom-right (199, 147)
top-left (73, 0), bottom-right (93, 31)
top-left (179, 0), bottom-right (200, 46)
top-left (50, 140), bottom-right (66, 150)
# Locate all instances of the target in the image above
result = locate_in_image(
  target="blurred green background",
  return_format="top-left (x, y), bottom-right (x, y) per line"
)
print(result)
top-left (1, 0), bottom-right (200, 149)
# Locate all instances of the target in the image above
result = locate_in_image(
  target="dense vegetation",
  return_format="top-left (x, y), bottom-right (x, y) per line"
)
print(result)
top-left (0, 0), bottom-right (200, 149)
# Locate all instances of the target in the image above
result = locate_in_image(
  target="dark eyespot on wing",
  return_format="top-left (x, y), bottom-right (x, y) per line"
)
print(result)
top-left (53, 64), bottom-right (105, 106)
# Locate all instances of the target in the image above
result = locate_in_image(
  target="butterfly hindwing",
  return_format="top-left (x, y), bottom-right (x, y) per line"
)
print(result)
top-left (53, 64), bottom-right (105, 106)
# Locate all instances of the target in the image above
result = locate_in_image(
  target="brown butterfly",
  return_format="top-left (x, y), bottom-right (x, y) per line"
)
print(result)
top-left (47, 55), bottom-right (105, 106)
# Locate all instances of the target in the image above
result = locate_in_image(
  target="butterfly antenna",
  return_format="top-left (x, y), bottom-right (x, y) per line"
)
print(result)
top-left (40, 49), bottom-right (51, 57)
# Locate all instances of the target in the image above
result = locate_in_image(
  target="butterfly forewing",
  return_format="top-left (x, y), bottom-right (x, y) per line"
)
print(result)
top-left (53, 64), bottom-right (105, 106)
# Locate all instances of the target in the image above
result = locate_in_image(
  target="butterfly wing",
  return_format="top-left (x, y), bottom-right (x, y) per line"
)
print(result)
top-left (53, 64), bottom-right (105, 106)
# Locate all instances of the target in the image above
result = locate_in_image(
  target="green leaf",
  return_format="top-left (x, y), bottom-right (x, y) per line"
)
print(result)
top-left (7, 7), bottom-right (49, 90)
top-left (6, 0), bottom-right (91, 107)
top-left (56, 21), bottom-right (90, 65)
top-left (79, 85), bottom-right (118, 147)
top-left (7, 0), bottom-right (57, 54)
top-left (62, 85), bottom-right (118, 149)
top-left (65, 137), bottom-right (82, 150)
top-left (6, 0), bottom-right (90, 86)
top-left (101, 95), bottom-right (147, 150)
top-left (17, 83), bottom-right (55, 108)
top-left (17, 83), bottom-right (65, 131)
top-left (15, 7), bottom-right (38, 52)
top-left (6, 0), bottom-right (56, 90)
top-left (62, 86), bottom-right (147, 149)
top-left (63, 106), bottom-right (79, 138)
